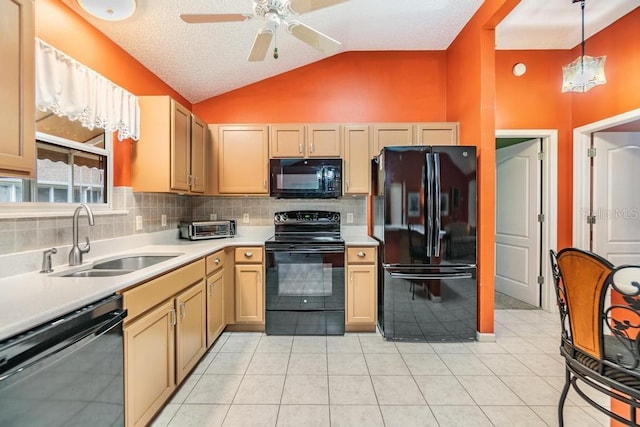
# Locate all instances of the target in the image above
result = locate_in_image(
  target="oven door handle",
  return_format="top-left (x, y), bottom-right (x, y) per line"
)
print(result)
top-left (266, 246), bottom-right (345, 254)
top-left (0, 309), bottom-right (126, 382)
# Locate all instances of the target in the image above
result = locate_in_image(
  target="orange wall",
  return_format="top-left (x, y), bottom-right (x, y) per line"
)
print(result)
top-left (570, 7), bottom-right (640, 127)
top-left (193, 51), bottom-right (448, 123)
top-left (495, 50), bottom-right (573, 249)
top-left (36, 0), bottom-right (191, 186)
top-left (446, 0), bottom-right (520, 334)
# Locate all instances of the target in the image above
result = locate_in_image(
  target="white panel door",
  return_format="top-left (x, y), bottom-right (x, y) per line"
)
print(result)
top-left (593, 132), bottom-right (640, 265)
top-left (495, 139), bottom-right (540, 306)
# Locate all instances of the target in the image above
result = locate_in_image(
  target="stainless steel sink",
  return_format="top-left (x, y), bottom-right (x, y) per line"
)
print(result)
top-left (61, 269), bottom-right (134, 278)
top-left (54, 253), bottom-right (183, 278)
top-left (93, 255), bottom-right (179, 270)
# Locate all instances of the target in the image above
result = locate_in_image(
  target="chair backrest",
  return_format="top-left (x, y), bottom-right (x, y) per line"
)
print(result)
top-left (555, 248), bottom-right (614, 358)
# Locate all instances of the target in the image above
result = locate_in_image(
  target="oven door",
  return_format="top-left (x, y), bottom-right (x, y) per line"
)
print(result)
top-left (265, 243), bottom-right (345, 335)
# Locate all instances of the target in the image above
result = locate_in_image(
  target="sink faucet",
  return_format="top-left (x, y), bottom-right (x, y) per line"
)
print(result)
top-left (68, 203), bottom-right (95, 266)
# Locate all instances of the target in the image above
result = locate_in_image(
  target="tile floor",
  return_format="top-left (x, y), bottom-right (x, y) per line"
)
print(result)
top-left (151, 309), bottom-right (609, 426)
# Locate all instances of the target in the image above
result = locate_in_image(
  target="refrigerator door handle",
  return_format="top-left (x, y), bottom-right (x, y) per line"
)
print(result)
top-left (434, 153), bottom-right (442, 257)
top-left (389, 271), bottom-right (472, 280)
top-left (425, 153), bottom-right (434, 257)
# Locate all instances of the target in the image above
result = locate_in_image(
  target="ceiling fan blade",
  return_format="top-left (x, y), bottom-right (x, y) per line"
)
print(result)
top-left (248, 29), bottom-right (274, 62)
top-left (180, 13), bottom-right (251, 24)
top-left (287, 21), bottom-right (341, 55)
top-left (289, 0), bottom-right (348, 14)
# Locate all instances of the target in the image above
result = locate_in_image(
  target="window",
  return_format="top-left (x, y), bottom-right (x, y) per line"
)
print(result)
top-left (0, 111), bottom-right (111, 206)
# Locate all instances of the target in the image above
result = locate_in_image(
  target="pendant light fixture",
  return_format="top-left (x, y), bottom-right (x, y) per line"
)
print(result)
top-left (561, 0), bottom-right (606, 93)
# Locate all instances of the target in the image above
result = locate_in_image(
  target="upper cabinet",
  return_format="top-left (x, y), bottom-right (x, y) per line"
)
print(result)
top-left (343, 125), bottom-right (370, 195)
top-left (373, 122), bottom-right (459, 156)
top-left (270, 124), bottom-right (341, 158)
top-left (214, 125), bottom-right (269, 194)
top-left (416, 122), bottom-right (458, 146)
top-left (0, 0), bottom-right (35, 178)
top-left (133, 96), bottom-right (205, 193)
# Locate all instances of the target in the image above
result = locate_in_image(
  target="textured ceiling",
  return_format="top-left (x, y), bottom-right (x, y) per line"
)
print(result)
top-left (61, 0), bottom-right (638, 104)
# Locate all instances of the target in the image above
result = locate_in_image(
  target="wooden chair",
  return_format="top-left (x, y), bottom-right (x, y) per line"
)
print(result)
top-left (550, 248), bottom-right (640, 426)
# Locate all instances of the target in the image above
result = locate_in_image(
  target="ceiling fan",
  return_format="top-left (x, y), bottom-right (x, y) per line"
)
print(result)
top-left (180, 0), bottom-right (347, 61)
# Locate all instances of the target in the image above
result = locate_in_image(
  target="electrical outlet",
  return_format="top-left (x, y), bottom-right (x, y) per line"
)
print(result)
top-left (347, 213), bottom-right (354, 223)
top-left (210, 213), bottom-right (217, 221)
top-left (135, 215), bottom-right (143, 231)
top-left (242, 213), bottom-right (250, 224)
top-left (161, 214), bottom-right (167, 227)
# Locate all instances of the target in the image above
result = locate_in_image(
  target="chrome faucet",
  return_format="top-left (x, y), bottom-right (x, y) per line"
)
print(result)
top-left (68, 203), bottom-right (95, 266)
top-left (40, 247), bottom-right (57, 273)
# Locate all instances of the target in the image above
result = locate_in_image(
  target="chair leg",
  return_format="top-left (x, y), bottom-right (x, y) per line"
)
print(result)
top-left (558, 367), bottom-right (570, 427)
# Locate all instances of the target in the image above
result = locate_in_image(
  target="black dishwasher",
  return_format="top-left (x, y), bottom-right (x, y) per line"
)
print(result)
top-left (0, 294), bottom-right (127, 427)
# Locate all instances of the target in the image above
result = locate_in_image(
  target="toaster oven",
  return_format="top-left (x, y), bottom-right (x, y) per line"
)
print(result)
top-left (179, 220), bottom-right (236, 240)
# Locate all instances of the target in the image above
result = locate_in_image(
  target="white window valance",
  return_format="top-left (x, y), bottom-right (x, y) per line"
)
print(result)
top-left (35, 38), bottom-right (140, 141)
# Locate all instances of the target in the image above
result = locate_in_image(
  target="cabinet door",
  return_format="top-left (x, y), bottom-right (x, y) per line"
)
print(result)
top-left (308, 125), bottom-right (341, 157)
top-left (0, 0), bottom-right (34, 178)
top-left (373, 123), bottom-right (414, 156)
top-left (235, 264), bottom-right (264, 323)
top-left (346, 264), bottom-right (376, 325)
top-left (270, 125), bottom-right (306, 157)
top-left (416, 123), bottom-right (458, 146)
top-left (207, 269), bottom-right (225, 347)
top-left (190, 114), bottom-right (207, 193)
top-left (343, 125), bottom-right (370, 194)
top-left (218, 125), bottom-right (269, 193)
top-left (176, 281), bottom-right (207, 383)
top-left (124, 300), bottom-right (176, 427)
top-left (171, 100), bottom-right (191, 191)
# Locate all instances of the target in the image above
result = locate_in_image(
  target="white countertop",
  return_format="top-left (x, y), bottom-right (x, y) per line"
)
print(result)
top-left (0, 226), bottom-right (377, 341)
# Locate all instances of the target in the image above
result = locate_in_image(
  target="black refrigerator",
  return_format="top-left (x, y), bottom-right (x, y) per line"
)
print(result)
top-left (371, 146), bottom-right (478, 341)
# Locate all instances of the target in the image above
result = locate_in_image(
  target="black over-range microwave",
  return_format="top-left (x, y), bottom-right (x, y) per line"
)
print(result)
top-left (269, 158), bottom-right (342, 199)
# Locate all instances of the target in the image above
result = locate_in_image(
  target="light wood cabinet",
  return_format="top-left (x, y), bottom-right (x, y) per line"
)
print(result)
top-left (175, 281), bottom-right (206, 383)
top-left (124, 299), bottom-right (175, 427)
top-left (206, 250), bottom-right (225, 347)
top-left (0, 0), bottom-right (34, 178)
top-left (346, 247), bottom-right (377, 330)
top-left (133, 96), bottom-right (205, 193)
top-left (416, 123), bottom-right (458, 146)
top-left (215, 125), bottom-right (269, 194)
top-left (270, 124), bottom-right (341, 158)
top-left (343, 125), bottom-right (370, 194)
top-left (122, 259), bottom-right (206, 427)
top-left (373, 123), bottom-right (414, 156)
top-left (234, 247), bottom-right (264, 323)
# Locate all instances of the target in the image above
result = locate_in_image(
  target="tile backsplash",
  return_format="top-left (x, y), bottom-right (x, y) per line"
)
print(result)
top-left (0, 187), bottom-right (367, 256)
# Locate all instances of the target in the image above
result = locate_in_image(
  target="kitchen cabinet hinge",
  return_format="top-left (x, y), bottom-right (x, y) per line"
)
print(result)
top-left (586, 215), bottom-right (596, 225)
top-left (587, 148), bottom-right (597, 158)
top-left (537, 152), bottom-right (545, 161)
top-left (537, 214), bottom-right (545, 223)
top-left (537, 275), bottom-right (544, 285)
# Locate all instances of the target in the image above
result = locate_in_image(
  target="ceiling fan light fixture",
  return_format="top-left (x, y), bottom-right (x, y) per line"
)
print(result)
top-left (561, 0), bottom-right (607, 93)
top-left (77, 0), bottom-right (136, 21)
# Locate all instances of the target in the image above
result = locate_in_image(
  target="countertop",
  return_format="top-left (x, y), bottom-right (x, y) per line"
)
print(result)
top-left (0, 227), bottom-right (377, 341)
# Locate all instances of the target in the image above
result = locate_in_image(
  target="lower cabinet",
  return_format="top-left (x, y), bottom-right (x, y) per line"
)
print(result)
top-left (234, 247), bottom-right (264, 323)
top-left (346, 247), bottom-right (378, 331)
top-left (206, 250), bottom-right (226, 347)
top-left (122, 260), bottom-right (206, 427)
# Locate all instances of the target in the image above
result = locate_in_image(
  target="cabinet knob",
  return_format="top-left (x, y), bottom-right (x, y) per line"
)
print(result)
top-left (245, 251), bottom-right (253, 258)
top-left (357, 251), bottom-right (366, 258)
top-left (214, 258), bottom-right (221, 264)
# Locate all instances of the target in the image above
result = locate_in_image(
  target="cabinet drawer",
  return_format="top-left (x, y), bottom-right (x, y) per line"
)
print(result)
top-left (123, 259), bottom-right (205, 322)
top-left (347, 247), bottom-right (376, 264)
top-left (206, 250), bottom-right (225, 275)
top-left (235, 247), bottom-right (263, 263)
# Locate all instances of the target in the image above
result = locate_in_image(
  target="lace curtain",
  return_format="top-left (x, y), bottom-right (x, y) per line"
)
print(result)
top-left (35, 38), bottom-right (140, 141)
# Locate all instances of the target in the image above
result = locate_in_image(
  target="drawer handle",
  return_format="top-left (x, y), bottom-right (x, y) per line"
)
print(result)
top-left (245, 251), bottom-right (253, 258)
top-left (214, 258), bottom-right (221, 265)
top-left (357, 251), bottom-right (366, 258)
